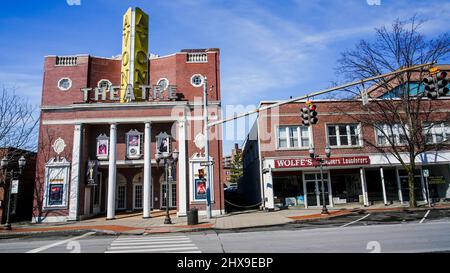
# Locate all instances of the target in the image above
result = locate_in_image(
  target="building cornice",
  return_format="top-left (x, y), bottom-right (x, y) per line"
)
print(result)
top-left (40, 100), bottom-right (221, 111)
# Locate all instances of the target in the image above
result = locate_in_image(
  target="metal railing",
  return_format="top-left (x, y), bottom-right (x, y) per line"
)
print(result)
top-left (187, 52), bottom-right (208, 63)
top-left (56, 56), bottom-right (78, 66)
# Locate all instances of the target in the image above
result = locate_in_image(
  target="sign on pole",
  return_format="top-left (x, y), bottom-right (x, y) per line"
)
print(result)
top-left (11, 180), bottom-right (19, 194)
top-left (200, 161), bottom-right (214, 167)
top-left (361, 89), bottom-right (369, 105)
top-left (423, 169), bottom-right (429, 177)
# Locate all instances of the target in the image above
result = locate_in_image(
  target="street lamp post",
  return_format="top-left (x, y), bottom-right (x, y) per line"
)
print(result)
top-left (155, 132), bottom-right (178, 225)
top-left (1, 155), bottom-right (26, 230)
top-left (202, 76), bottom-right (213, 219)
top-left (309, 145), bottom-right (331, 215)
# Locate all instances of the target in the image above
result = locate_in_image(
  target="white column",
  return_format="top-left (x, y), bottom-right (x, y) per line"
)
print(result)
top-left (264, 167), bottom-right (274, 210)
top-left (303, 177), bottom-right (308, 208)
top-left (395, 167), bottom-right (404, 204)
top-left (420, 168), bottom-right (428, 202)
top-left (380, 167), bottom-right (388, 205)
top-left (143, 122), bottom-right (152, 218)
top-left (69, 123), bottom-right (83, 221)
top-left (327, 171), bottom-right (333, 207)
top-left (107, 123), bottom-right (117, 220)
top-left (177, 119), bottom-right (188, 216)
top-left (360, 167), bottom-right (369, 206)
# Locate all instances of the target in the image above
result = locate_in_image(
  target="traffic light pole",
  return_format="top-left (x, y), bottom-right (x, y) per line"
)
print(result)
top-left (208, 63), bottom-right (433, 128)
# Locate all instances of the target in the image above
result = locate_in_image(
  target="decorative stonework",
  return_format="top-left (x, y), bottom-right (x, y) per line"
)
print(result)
top-left (52, 137), bottom-right (66, 155)
top-left (194, 133), bottom-right (205, 150)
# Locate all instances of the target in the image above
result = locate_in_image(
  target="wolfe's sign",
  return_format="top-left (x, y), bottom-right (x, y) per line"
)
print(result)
top-left (274, 156), bottom-right (370, 169)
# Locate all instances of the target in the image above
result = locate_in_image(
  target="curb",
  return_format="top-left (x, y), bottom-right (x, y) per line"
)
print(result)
top-left (0, 229), bottom-right (122, 240)
top-left (1, 206), bottom-right (448, 238)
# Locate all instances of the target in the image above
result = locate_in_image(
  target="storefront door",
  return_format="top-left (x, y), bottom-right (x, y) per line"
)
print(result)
top-left (303, 172), bottom-right (331, 208)
top-left (399, 175), bottom-right (424, 201)
top-left (305, 181), bottom-right (319, 207)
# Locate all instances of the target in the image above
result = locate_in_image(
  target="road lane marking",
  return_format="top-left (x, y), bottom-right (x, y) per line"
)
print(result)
top-left (105, 235), bottom-right (201, 253)
top-left (105, 246), bottom-right (199, 253)
top-left (419, 210), bottom-right (431, 224)
top-left (111, 240), bottom-right (192, 246)
top-left (114, 238), bottom-right (192, 243)
top-left (109, 243), bottom-right (196, 250)
top-left (341, 214), bottom-right (371, 227)
top-left (114, 235), bottom-right (186, 241)
top-left (26, 232), bottom-right (95, 253)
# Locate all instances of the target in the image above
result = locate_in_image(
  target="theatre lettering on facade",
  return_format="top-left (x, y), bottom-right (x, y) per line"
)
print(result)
top-left (33, 7), bottom-right (224, 222)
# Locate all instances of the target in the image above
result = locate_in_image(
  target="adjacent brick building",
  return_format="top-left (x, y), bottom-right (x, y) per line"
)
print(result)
top-left (243, 68), bottom-right (450, 210)
top-left (0, 148), bottom-right (36, 224)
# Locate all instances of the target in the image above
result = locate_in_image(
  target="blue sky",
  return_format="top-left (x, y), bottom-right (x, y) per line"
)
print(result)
top-left (0, 0), bottom-right (449, 154)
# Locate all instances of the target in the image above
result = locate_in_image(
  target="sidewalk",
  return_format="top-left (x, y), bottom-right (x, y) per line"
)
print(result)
top-left (1, 202), bottom-right (449, 237)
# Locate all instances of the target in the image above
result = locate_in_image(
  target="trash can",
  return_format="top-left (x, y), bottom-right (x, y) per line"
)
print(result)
top-left (187, 208), bottom-right (198, 225)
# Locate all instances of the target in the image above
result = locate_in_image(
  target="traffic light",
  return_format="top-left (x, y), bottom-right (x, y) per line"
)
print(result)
top-left (436, 71), bottom-right (449, 96)
top-left (301, 101), bottom-right (318, 126)
top-left (423, 76), bottom-right (438, 99)
top-left (309, 104), bottom-right (318, 125)
top-left (301, 106), bottom-right (311, 126)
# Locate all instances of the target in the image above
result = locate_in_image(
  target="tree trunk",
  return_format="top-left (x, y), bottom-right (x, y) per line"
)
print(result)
top-left (408, 170), bottom-right (417, 208)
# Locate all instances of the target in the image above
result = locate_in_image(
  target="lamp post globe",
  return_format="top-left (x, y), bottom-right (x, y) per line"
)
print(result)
top-left (325, 144), bottom-right (331, 158)
top-left (309, 146), bottom-right (315, 158)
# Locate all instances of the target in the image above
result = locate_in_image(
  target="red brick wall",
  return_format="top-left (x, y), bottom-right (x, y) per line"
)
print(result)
top-left (36, 48), bottom-right (224, 218)
top-left (258, 99), bottom-right (450, 159)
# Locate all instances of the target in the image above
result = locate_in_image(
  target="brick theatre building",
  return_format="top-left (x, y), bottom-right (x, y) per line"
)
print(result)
top-left (33, 7), bottom-right (224, 222)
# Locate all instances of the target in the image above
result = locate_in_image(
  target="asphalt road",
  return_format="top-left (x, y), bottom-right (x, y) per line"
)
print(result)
top-left (0, 209), bottom-right (449, 253)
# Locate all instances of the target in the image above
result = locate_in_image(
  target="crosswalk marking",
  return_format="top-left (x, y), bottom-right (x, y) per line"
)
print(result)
top-left (105, 235), bottom-right (201, 253)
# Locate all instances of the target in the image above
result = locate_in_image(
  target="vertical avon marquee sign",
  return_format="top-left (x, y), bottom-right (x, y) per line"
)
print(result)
top-left (120, 7), bottom-right (149, 102)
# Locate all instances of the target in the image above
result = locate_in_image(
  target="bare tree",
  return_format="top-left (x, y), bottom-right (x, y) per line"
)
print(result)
top-left (334, 17), bottom-right (450, 207)
top-left (0, 85), bottom-right (39, 153)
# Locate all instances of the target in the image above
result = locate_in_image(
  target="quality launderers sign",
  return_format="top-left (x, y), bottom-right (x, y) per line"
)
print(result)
top-left (274, 156), bottom-right (371, 169)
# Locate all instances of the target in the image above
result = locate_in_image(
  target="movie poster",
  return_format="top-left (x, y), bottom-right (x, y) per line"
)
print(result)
top-left (96, 138), bottom-right (109, 158)
top-left (49, 184), bottom-right (64, 205)
top-left (158, 137), bottom-right (169, 153)
top-left (195, 178), bottom-right (207, 200)
top-left (128, 134), bottom-right (139, 146)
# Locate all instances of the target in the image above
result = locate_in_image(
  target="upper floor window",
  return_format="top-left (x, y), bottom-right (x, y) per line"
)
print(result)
top-left (57, 77), bottom-right (72, 91)
top-left (424, 122), bottom-right (450, 144)
top-left (191, 74), bottom-right (204, 87)
top-left (327, 124), bottom-right (361, 147)
top-left (277, 126), bottom-right (310, 149)
top-left (375, 124), bottom-right (408, 146)
top-left (157, 78), bottom-right (169, 90)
